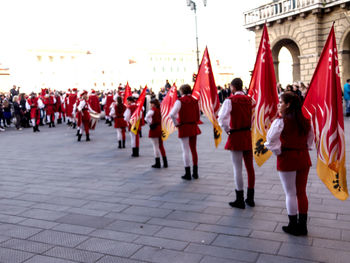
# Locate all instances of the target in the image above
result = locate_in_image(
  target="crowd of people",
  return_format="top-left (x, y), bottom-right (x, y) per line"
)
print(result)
top-left (0, 77), bottom-right (349, 238)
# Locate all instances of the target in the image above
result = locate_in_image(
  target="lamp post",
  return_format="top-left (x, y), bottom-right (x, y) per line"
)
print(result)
top-left (186, 0), bottom-right (207, 70)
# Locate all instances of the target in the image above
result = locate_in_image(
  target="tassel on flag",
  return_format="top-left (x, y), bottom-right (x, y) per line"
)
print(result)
top-left (302, 24), bottom-right (348, 200)
top-left (248, 24), bottom-right (279, 166)
top-left (130, 86), bottom-right (147, 135)
top-left (160, 83), bottom-right (178, 141)
top-left (192, 46), bottom-right (222, 148)
top-left (123, 82), bottom-right (132, 105)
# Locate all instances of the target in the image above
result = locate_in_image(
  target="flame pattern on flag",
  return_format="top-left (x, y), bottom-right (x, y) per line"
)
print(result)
top-left (130, 86), bottom-right (147, 135)
top-left (192, 47), bottom-right (222, 148)
top-left (248, 24), bottom-right (279, 166)
top-left (303, 25), bottom-right (348, 200)
top-left (160, 84), bottom-right (178, 141)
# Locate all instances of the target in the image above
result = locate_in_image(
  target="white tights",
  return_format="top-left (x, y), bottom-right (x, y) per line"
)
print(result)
top-left (31, 119), bottom-right (36, 127)
top-left (230, 151), bottom-right (244, 191)
top-left (116, 128), bottom-right (123, 141)
top-left (151, 138), bottom-right (161, 158)
top-left (278, 171), bottom-right (297, 215)
top-left (180, 137), bottom-right (191, 167)
top-left (130, 132), bottom-right (136, 148)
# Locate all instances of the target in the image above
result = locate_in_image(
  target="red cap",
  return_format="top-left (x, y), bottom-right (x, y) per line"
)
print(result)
top-left (91, 89), bottom-right (96, 94)
top-left (72, 88), bottom-right (78, 92)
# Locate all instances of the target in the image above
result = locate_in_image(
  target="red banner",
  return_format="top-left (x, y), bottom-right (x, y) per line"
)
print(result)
top-left (160, 83), bottom-right (178, 141)
top-left (130, 86), bottom-right (147, 135)
top-left (248, 24), bottom-right (279, 166)
top-left (123, 82), bottom-right (132, 106)
top-left (302, 25), bottom-right (348, 200)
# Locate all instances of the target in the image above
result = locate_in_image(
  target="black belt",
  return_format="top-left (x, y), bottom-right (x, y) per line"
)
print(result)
top-left (228, 127), bottom-right (251, 134)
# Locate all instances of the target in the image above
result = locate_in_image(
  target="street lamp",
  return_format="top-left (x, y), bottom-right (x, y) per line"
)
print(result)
top-left (186, 0), bottom-right (207, 69)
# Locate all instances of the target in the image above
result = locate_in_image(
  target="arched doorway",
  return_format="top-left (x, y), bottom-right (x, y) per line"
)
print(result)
top-left (272, 39), bottom-right (300, 86)
top-left (341, 31), bottom-right (350, 87)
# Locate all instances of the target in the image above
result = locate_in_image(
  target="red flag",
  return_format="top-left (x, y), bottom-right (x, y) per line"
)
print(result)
top-left (192, 46), bottom-right (222, 147)
top-left (248, 24), bottom-right (279, 166)
top-left (160, 83), bottom-right (178, 141)
top-left (130, 86), bottom-right (147, 135)
top-left (302, 25), bottom-right (348, 200)
top-left (123, 82), bottom-right (132, 106)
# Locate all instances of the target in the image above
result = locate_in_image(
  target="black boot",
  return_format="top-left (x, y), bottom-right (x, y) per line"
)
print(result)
top-left (152, 158), bottom-right (161, 168)
top-left (109, 121), bottom-right (112, 127)
top-left (229, 190), bottom-right (245, 209)
top-left (77, 133), bottom-right (82, 142)
top-left (131, 148), bottom-right (136, 157)
top-left (245, 188), bottom-right (255, 207)
top-left (192, 165), bottom-right (198, 179)
top-left (134, 147), bottom-right (139, 157)
top-left (36, 125), bottom-right (40, 132)
top-left (298, 213), bottom-right (308, 236)
top-left (76, 129), bottom-right (80, 136)
top-left (57, 118), bottom-right (62, 124)
top-left (282, 215), bottom-right (299, 236)
top-left (181, 167), bottom-right (191, 180)
top-left (162, 156), bottom-right (168, 168)
top-left (52, 122), bottom-right (55, 127)
top-left (86, 134), bottom-right (90, 141)
top-left (33, 126), bottom-right (36, 132)
top-left (118, 140), bottom-right (122, 149)
top-left (49, 122), bottom-right (52, 128)
top-left (72, 123), bottom-right (76, 129)
top-left (122, 140), bottom-right (126, 148)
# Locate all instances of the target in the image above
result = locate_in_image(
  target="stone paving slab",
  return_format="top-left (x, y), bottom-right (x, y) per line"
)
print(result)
top-left (0, 118), bottom-right (350, 262)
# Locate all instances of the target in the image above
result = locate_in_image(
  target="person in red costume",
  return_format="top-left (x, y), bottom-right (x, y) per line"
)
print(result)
top-left (67, 88), bottom-right (78, 128)
top-left (88, 89), bottom-right (101, 114)
top-left (265, 92), bottom-right (313, 236)
top-left (145, 98), bottom-right (168, 168)
top-left (218, 78), bottom-right (256, 209)
top-left (110, 96), bottom-right (127, 149)
top-left (124, 96), bottom-right (140, 157)
top-left (77, 91), bottom-right (96, 142)
top-left (170, 84), bottom-right (201, 180)
top-left (102, 90), bottom-right (114, 126)
top-left (55, 91), bottom-right (63, 124)
top-left (43, 92), bottom-right (56, 128)
top-left (26, 92), bottom-right (44, 132)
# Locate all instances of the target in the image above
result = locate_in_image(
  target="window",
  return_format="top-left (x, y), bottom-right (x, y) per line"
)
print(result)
top-left (49, 56), bottom-right (54, 62)
top-left (37, 56), bottom-right (42, 62)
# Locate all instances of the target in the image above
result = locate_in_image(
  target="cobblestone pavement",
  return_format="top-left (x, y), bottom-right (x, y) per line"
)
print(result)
top-left (0, 117), bottom-right (350, 263)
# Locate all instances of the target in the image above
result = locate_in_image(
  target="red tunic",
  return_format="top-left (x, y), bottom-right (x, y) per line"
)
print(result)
top-left (81, 100), bottom-right (91, 122)
top-left (149, 107), bottom-right (162, 138)
top-left (44, 96), bottom-right (55, 115)
top-left (277, 117), bottom-right (312, 171)
top-left (55, 95), bottom-right (61, 112)
top-left (104, 95), bottom-right (114, 116)
top-left (114, 104), bottom-right (127, 128)
top-left (67, 93), bottom-right (77, 117)
top-left (177, 96), bottom-right (201, 138)
top-left (224, 94), bottom-right (253, 151)
top-left (27, 97), bottom-right (39, 119)
top-left (88, 94), bottom-right (101, 113)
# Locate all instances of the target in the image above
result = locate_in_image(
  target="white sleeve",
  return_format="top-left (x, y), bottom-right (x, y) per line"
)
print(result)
top-left (26, 101), bottom-right (30, 111)
top-left (124, 108), bottom-right (131, 122)
top-left (145, 109), bottom-right (154, 125)
top-left (169, 100), bottom-right (181, 126)
top-left (77, 100), bottom-right (85, 112)
top-left (101, 97), bottom-right (106, 105)
top-left (38, 98), bottom-right (45, 109)
top-left (218, 99), bottom-right (232, 133)
top-left (307, 124), bottom-right (315, 150)
top-left (53, 97), bottom-right (56, 104)
top-left (110, 105), bottom-right (115, 117)
top-left (264, 118), bottom-right (284, 156)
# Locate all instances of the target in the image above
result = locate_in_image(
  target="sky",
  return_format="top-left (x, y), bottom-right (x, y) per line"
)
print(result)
top-left (0, 0), bottom-right (286, 89)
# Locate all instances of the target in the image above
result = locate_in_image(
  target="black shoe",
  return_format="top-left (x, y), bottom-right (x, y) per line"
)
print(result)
top-left (245, 188), bottom-right (255, 207)
top-left (57, 119), bottom-right (62, 124)
top-left (109, 122), bottom-right (112, 127)
top-left (298, 213), bottom-right (308, 236)
top-left (152, 158), bottom-right (161, 168)
top-left (72, 123), bottom-right (76, 129)
top-left (134, 147), bottom-right (139, 157)
top-left (162, 156), bottom-right (168, 168)
top-left (76, 130), bottom-right (80, 136)
top-left (77, 134), bottom-right (82, 141)
top-left (229, 190), bottom-right (245, 209)
top-left (118, 140), bottom-right (122, 149)
top-left (33, 126), bottom-right (36, 132)
top-left (36, 125), bottom-right (40, 132)
top-left (131, 148), bottom-right (137, 157)
top-left (52, 122), bottom-right (55, 127)
top-left (122, 140), bottom-right (126, 148)
top-left (282, 215), bottom-right (299, 236)
top-left (49, 122), bottom-right (52, 128)
top-left (192, 165), bottom-right (198, 179)
top-left (86, 134), bottom-right (90, 141)
top-left (181, 167), bottom-right (191, 180)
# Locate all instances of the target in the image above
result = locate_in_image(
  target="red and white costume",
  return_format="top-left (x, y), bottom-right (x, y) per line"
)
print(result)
top-left (102, 92), bottom-right (114, 123)
top-left (265, 117), bottom-right (313, 215)
top-left (218, 91), bottom-right (255, 191)
top-left (88, 90), bottom-right (101, 114)
top-left (145, 106), bottom-right (166, 158)
top-left (67, 89), bottom-right (78, 124)
top-left (110, 103), bottom-right (127, 143)
top-left (26, 96), bottom-right (44, 127)
top-left (43, 94), bottom-right (56, 125)
top-left (77, 98), bottom-right (95, 137)
top-left (124, 102), bottom-right (139, 148)
top-left (170, 94), bottom-right (201, 167)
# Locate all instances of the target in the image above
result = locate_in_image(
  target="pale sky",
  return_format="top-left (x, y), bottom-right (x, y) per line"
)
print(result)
top-left (0, 0), bottom-right (276, 87)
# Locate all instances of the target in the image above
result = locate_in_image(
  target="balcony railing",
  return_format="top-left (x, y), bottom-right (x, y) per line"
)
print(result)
top-left (244, 0), bottom-right (349, 28)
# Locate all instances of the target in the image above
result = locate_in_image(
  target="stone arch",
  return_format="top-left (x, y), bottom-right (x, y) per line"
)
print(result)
top-left (271, 37), bottom-right (301, 84)
top-left (340, 29), bottom-right (350, 86)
